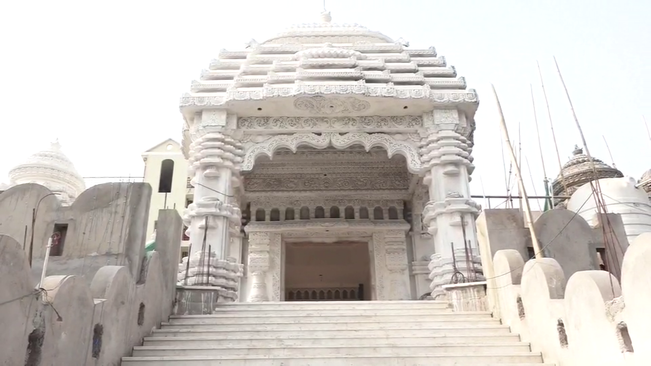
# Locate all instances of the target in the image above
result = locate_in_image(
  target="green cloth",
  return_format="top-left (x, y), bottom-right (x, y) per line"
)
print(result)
top-left (145, 239), bottom-right (156, 253)
top-left (544, 180), bottom-right (552, 212)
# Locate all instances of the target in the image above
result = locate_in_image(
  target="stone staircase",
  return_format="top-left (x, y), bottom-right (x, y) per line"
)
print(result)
top-left (122, 301), bottom-right (550, 366)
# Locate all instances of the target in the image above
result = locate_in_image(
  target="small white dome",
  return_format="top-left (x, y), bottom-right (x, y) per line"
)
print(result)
top-left (567, 176), bottom-right (651, 243)
top-left (8, 140), bottom-right (85, 205)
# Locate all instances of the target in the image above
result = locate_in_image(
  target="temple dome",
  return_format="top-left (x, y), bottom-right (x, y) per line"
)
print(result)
top-left (551, 145), bottom-right (623, 204)
top-left (8, 140), bottom-right (85, 205)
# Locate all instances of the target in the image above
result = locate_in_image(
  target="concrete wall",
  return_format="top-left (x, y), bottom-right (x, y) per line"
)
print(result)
top-left (0, 182), bottom-right (152, 282)
top-left (0, 182), bottom-right (182, 365)
top-left (487, 233), bottom-right (651, 366)
top-left (0, 214), bottom-right (181, 365)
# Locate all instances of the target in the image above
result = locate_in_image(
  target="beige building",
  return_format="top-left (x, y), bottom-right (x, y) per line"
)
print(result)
top-left (142, 139), bottom-right (191, 255)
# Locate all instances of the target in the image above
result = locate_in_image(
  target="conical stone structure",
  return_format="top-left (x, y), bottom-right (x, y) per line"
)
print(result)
top-left (8, 140), bottom-right (85, 205)
top-left (551, 145), bottom-right (623, 207)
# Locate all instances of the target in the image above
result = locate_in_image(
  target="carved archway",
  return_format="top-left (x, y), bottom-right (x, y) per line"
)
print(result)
top-left (241, 132), bottom-right (423, 174)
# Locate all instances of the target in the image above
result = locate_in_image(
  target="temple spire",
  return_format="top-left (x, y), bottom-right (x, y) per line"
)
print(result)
top-left (320, 0), bottom-right (332, 22)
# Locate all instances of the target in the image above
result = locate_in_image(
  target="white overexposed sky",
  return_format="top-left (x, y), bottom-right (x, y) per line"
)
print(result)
top-left (1, 0), bottom-right (650, 209)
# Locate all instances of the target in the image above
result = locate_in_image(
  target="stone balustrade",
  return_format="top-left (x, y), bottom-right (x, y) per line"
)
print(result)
top-left (486, 233), bottom-right (651, 366)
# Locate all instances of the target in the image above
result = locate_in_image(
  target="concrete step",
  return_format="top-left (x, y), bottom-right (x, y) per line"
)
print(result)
top-left (159, 320), bottom-right (501, 331)
top-left (212, 301), bottom-right (450, 311)
top-left (151, 326), bottom-right (515, 338)
top-left (132, 343), bottom-right (533, 357)
top-left (143, 334), bottom-right (524, 347)
top-left (199, 308), bottom-right (456, 316)
top-left (122, 354), bottom-right (547, 366)
top-left (167, 312), bottom-right (493, 324)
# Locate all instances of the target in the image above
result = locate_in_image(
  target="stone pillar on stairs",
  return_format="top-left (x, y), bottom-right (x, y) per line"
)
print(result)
top-left (246, 232), bottom-right (282, 302)
top-left (178, 109), bottom-right (244, 302)
top-left (420, 109), bottom-right (483, 299)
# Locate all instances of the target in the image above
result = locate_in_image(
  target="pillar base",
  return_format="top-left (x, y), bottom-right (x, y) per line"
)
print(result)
top-left (428, 250), bottom-right (483, 299)
top-left (177, 250), bottom-right (243, 301)
top-left (442, 281), bottom-right (488, 312)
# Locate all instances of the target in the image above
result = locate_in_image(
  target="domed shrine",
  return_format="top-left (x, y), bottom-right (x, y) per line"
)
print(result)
top-left (7, 140), bottom-right (85, 205)
top-left (179, 12), bottom-right (481, 302)
top-left (552, 145), bottom-right (623, 207)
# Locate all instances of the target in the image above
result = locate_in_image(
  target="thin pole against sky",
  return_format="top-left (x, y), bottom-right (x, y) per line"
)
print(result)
top-left (602, 135), bottom-right (616, 169)
top-left (492, 84), bottom-right (543, 259)
top-left (530, 84), bottom-right (552, 210)
top-left (644, 115), bottom-right (651, 148)
top-left (537, 61), bottom-right (568, 196)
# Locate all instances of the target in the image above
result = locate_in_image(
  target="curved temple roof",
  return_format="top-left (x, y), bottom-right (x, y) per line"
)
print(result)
top-left (179, 12), bottom-right (477, 115)
top-left (552, 145), bottom-right (623, 202)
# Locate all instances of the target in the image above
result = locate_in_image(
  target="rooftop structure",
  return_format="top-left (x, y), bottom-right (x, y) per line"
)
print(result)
top-left (552, 145), bottom-right (623, 206)
top-left (7, 140), bottom-right (85, 205)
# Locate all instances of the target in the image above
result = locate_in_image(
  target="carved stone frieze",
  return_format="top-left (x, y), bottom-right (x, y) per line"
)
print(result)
top-left (245, 220), bottom-right (410, 234)
top-left (249, 197), bottom-right (404, 210)
top-left (238, 116), bottom-right (422, 131)
top-left (180, 87), bottom-right (479, 107)
top-left (293, 96), bottom-right (370, 115)
top-left (241, 132), bottom-right (422, 174)
top-left (245, 173), bottom-right (409, 192)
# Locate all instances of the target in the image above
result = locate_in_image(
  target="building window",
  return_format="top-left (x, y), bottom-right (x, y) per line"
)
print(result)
top-left (50, 224), bottom-right (68, 256)
top-left (158, 159), bottom-right (174, 193)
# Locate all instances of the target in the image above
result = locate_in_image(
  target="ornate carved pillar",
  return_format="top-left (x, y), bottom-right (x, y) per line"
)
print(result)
top-left (371, 231), bottom-right (411, 300)
top-left (420, 109), bottom-right (483, 299)
top-left (247, 232), bottom-right (270, 302)
top-left (245, 232), bottom-right (282, 302)
top-left (179, 109), bottom-right (244, 300)
top-left (384, 231), bottom-right (412, 300)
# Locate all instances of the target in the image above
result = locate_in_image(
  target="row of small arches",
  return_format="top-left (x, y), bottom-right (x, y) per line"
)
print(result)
top-left (254, 206), bottom-right (401, 221)
top-left (286, 289), bottom-right (359, 301)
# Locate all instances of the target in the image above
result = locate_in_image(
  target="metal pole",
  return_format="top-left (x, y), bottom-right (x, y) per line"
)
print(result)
top-left (37, 237), bottom-right (53, 292)
top-left (492, 84), bottom-right (544, 259)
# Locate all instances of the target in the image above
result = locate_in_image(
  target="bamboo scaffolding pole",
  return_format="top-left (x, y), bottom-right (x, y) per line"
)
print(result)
top-left (530, 84), bottom-right (552, 210)
top-left (602, 135), bottom-right (616, 169)
top-left (492, 84), bottom-right (543, 259)
top-left (554, 56), bottom-right (623, 284)
top-left (537, 61), bottom-right (568, 196)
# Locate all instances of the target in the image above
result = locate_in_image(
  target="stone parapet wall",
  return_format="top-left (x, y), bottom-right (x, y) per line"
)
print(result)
top-left (0, 183), bottom-right (182, 365)
top-left (0, 232), bottom-right (178, 365)
top-left (488, 232), bottom-right (651, 366)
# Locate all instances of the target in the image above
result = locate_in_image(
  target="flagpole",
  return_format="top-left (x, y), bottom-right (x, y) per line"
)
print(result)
top-left (492, 84), bottom-right (543, 259)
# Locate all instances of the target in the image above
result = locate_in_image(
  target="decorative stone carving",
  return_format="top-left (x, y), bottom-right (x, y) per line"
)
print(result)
top-left (238, 116), bottom-right (422, 131)
top-left (180, 87), bottom-right (479, 107)
top-left (241, 132), bottom-right (422, 174)
top-left (268, 233), bottom-right (282, 301)
top-left (245, 173), bottom-right (409, 192)
top-left (249, 198), bottom-right (404, 210)
top-left (294, 96), bottom-right (371, 115)
top-left (247, 232), bottom-right (271, 302)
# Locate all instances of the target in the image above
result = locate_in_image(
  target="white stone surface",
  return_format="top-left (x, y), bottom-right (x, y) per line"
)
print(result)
top-left (122, 301), bottom-right (546, 365)
top-left (567, 176), bottom-right (651, 243)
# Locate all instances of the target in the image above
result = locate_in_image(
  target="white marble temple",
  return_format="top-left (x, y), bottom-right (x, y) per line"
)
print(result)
top-left (179, 11), bottom-right (482, 302)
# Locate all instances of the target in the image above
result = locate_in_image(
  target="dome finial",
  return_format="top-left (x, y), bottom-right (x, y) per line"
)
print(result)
top-left (572, 144), bottom-right (583, 156)
top-left (320, 0), bottom-right (332, 23)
